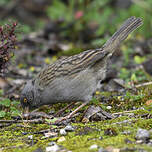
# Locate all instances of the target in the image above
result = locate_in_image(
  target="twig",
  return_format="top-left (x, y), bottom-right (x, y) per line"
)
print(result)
top-left (112, 110), bottom-right (138, 116)
top-left (54, 102), bottom-right (75, 117)
top-left (135, 81), bottom-right (152, 88)
top-left (0, 118), bottom-right (45, 124)
top-left (22, 111), bottom-right (53, 119)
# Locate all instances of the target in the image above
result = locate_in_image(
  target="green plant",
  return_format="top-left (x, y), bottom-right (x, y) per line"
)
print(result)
top-left (0, 99), bottom-right (21, 118)
top-left (124, 91), bottom-right (144, 101)
top-left (134, 55), bottom-right (146, 64)
top-left (47, 0), bottom-right (152, 45)
top-left (46, 0), bottom-right (113, 43)
top-left (0, 0), bottom-right (11, 5)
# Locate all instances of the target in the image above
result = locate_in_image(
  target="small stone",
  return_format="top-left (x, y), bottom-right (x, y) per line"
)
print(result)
top-left (60, 129), bottom-right (67, 135)
top-left (147, 141), bottom-right (152, 146)
top-left (89, 144), bottom-right (98, 150)
top-left (136, 140), bottom-right (143, 144)
top-left (98, 147), bottom-right (105, 152)
top-left (99, 136), bottom-right (103, 140)
top-left (149, 129), bottom-right (152, 133)
top-left (138, 107), bottom-right (145, 110)
top-left (112, 149), bottom-right (120, 152)
top-left (106, 106), bottom-right (112, 110)
top-left (48, 142), bottom-right (56, 146)
top-left (44, 132), bottom-right (58, 138)
top-left (18, 69), bottom-right (28, 76)
top-left (12, 79), bottom-right (25, 85)
top-left (46, 144), bottom-right (60, 152)
top-left (132, 106), bottom-right (136, 110)
top-left (28, 135), bottom-right (33, 140)
top-left (57, 136), bottom-right (66, 142)
top-left (136, 128), bottom-right (150, 140)
top-left (22, 132), bottom-right (28, 135)
top-left (149, 139), bottom-right (152, 143)
top-left (64, 125), bottom-right (75, 132)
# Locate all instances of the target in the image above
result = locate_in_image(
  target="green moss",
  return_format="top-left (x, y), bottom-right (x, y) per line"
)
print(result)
top-left (0, 110), bottom-right (152, 152)
top-left (0, 123), bottom-right (51, 152)
top-left (60, 118), bottom-right (152, 152)
top-left (0, 86), bottom-right (152, 152)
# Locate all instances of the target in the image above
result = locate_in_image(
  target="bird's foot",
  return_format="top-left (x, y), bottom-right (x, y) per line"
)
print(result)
top-left (54, 102), bottom-right (75, 117)
top-left (53, 102), bottom-right (89, 125)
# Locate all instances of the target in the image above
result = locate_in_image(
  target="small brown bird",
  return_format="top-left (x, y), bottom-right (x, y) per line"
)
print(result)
top-left (20, 17), bottom-right (142, 121)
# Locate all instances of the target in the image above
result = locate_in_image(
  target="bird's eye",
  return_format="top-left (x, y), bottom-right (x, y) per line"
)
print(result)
top-left (23, 98), bottom-right (27, 103)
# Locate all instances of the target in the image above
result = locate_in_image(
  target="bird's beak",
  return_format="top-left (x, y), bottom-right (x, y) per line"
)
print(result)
top-left (23, 106), bottom-right (29, 114)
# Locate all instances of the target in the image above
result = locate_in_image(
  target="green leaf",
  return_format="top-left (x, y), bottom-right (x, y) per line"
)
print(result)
top-left (0, 99), bottom-right (11, 107)
top-left (0, 89), bottom-right (3, 96)
top-left (0, 111), bottom-right (6, 117)
top-left (47, 0), bottom-right (69, 20)
top-left (134, 56), bottom-right (146, 64)
top-left (11, 109), bottom-right (20, 116)
top-left (11, 100), bottom-right (20, 106)
top-left (131, 73), bottom-right (137, 82)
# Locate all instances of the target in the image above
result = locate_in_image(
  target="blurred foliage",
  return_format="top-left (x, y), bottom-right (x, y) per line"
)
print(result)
top-left (47, 0), bottom-right (152, 43)
top-left (0, 0), bottom-right (11, 5)
top-left (119, 67), bottom-right (148, 85)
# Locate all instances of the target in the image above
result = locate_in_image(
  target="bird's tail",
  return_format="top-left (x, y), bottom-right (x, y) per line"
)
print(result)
top-left (103, 16), bottom-right (143, 53)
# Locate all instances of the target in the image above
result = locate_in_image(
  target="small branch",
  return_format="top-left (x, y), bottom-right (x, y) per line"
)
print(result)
top-left (135, 81), bottom-right (152, 88)
top-left (0, 118), bottom-right (45, 124)
top-left (112, 110), bottom-right (138, 116)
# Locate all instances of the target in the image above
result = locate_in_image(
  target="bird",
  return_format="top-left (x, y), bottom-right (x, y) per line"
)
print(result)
top-left (20, 16), bottom-right (143, 122)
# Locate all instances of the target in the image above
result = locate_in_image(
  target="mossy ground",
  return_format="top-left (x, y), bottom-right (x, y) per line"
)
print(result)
top-left (0, 107), bottom-right (152, 152)
top-left (0, 87), bottom-right (152, 152)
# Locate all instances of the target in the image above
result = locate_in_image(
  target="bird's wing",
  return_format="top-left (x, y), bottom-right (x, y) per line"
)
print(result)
top-left (35, 16), bottom-right (143, 88)
top-left (35, 48), bottom-right (108, 88)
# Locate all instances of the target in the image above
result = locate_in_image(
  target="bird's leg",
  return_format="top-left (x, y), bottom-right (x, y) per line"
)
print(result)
top-left (54, 102), bottom-right (75, 117)
top-left (54, 101), bottom-right (89, 124)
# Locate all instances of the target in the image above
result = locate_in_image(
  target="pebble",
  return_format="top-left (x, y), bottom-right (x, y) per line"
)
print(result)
top-left (99, 136), bottom-right (103, 140)
top-left (48, 142), bottom-right (56, 146)
top-left (138, 107), bottom-right (145, 110)
top-left (60, 129), bottom-right (67, 135)
top-left (106, 106), bottom-right (112, 110)
top-left (28, 135), bottom-right (33, 140)
top-left (136, 140), bottom-right (143, 144)
top-left (44, 132), bottom-right (58, 138)
top-left (136, 128), bottom-right (150, 140)
top-left (98, 147), bottom-right (105, 152)
top-left (12, 79), bottom-right (25, 85)
top-left (46, 144), bottom-right (60, 152)
top-left (89, 144), bottom-right (98, 150)
top-left (64, 125), bottom-right (75, 132)
top-left (57, 136), bottom-right (66, 142)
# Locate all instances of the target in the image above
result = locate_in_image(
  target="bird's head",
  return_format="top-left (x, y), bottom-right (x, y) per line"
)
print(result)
top-left (20, 80), bottom-right (40, 113)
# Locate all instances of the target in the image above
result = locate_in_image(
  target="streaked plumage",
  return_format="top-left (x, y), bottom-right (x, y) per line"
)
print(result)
top-left (20, 17), bottom-right (143, 112)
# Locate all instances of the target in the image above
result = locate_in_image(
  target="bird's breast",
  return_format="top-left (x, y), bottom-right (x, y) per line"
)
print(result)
top-left (40, 69), bottom-right (98, 105)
